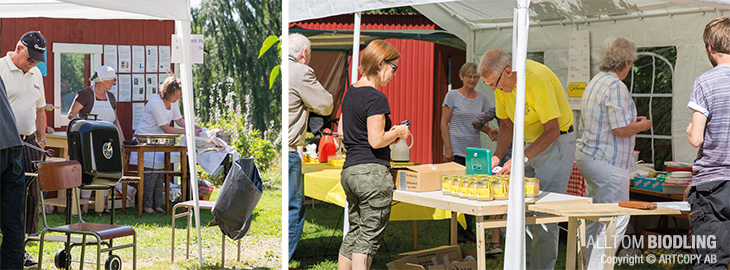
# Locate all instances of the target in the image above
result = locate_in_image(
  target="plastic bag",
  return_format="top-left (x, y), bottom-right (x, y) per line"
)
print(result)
top-left (210, 158), bottom-right (263, 240)
top-left (198, 179), bottom-right (214, 201)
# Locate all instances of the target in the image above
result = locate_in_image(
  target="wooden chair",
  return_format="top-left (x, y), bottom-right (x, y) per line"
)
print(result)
top-left (36, 160), bottom-right (137, 270)
top-left (171, 200), bottom-right (241, 266)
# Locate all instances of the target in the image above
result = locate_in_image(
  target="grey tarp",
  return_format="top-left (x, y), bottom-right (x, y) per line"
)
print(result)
top-left (211, 158), bottom-right (264, 240)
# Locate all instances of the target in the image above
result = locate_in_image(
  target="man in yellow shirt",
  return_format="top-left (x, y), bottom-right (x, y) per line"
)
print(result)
top-left (479, 49), bottom-right (575, 270)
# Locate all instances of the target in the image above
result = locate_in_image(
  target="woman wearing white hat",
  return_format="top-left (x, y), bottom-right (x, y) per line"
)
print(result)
top-left (68, 65), bottom-right (124, 213)
top-left (68, 65), bottom-right (124, 139)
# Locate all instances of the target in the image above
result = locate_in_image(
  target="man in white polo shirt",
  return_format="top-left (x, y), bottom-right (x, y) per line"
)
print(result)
top-left (0, 30), bottom-right (47, 268)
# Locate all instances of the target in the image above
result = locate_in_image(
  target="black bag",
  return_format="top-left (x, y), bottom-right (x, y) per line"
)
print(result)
top-left (211, 158), bottom-right (263, 240)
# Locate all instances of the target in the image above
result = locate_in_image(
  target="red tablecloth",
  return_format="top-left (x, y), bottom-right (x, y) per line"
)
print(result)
top-left (567, 163), bottom-right (586, 197)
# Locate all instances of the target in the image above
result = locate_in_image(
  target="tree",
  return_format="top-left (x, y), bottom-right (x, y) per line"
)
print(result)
top-left (191, 0), bottom-right (282, 144)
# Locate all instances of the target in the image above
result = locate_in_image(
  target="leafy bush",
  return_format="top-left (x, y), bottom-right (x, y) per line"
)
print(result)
top-left (194, 77), bottom-right (281, 186)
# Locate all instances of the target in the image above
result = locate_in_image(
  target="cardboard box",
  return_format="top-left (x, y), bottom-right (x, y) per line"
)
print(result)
top-left (394, 163), bottom-right (465, 192)
top-left (386, 245), bottom-right (477, 270)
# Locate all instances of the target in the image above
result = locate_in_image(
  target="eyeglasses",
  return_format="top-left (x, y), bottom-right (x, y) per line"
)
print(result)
top-left (23, 47), bottom-right (36, 64)
top-left (488, 66), bottom-right (509, 89)
top-left (386, 61), bottom-right (398, 74)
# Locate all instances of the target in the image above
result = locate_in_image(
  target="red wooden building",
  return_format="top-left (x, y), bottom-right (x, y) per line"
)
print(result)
top-left (291, 14), bottom-right (466, 164)
top-left (0, 18), bottom-right (174, 141)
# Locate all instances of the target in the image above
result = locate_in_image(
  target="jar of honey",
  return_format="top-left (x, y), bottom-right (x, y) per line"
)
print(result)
top-left (475, 181), bottom-right (493, 201)
top-left (442, 176), bottom-right (453, 196)
top-left (525, 177), bottom-right (540, 198)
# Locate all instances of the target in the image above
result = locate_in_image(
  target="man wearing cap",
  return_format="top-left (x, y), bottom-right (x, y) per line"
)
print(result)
top-left (0, 30), bottom-right (48, 268)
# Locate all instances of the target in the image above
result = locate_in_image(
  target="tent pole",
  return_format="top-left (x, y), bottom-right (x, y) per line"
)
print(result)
top-left (175, 18), bottom-right (204, 266)
top-left (504, 1), bottom-right (529, 269)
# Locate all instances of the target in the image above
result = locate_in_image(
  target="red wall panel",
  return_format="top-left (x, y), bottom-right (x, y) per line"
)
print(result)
top-left (0, 18), bottom-right (174, 141)
top-left (292, 14), bottom-right (465, 164)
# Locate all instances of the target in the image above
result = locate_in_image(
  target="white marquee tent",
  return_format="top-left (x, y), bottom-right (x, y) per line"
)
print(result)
top-left (291, 0), bottom-right (730, 269)
top-left (0, 0), bottom-right (206, 264)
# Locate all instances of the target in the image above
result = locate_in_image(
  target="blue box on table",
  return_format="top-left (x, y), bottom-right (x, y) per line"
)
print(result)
top-left (633, 176), bottom-right (664, 192)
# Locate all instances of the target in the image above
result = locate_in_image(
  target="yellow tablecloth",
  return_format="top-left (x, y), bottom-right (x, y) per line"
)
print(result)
top-left (303, 169), bottom-right (452, 221)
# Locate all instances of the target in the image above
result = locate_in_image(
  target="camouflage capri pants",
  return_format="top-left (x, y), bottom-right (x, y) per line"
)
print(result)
top-left (339, 163), bottom-right (394, 259)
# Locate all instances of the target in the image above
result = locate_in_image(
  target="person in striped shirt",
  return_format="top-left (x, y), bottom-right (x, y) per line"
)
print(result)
top-left (685, 17), bottom-right (730, 269)
top-left (575, 36), bottom-right (651, 269)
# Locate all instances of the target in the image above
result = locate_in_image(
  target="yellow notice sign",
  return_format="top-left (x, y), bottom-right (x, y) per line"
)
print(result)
top-left (568, 82), bottom-right (586, 97)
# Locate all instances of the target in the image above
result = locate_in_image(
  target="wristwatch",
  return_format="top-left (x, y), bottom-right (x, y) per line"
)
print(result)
top-left (38, 139), bottom-right (46, 144)
top-left (524, 156), bottom-right (529, 163)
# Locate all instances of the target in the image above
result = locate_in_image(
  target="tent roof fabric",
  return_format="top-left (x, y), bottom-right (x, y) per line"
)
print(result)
top-left (290, 27), bottom-right (466, 50)
top-left (0, 0), bottom-right (190, 21)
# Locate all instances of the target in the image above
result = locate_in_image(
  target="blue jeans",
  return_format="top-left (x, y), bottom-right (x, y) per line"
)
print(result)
top-left (0, 146), bottom-right (25, 269)
top-left (288, 152), bottom-right (304, 260)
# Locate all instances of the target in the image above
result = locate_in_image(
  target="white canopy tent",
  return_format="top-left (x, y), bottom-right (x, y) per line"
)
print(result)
top-left (0, 0), bottom-right (206, 265)
top-left (291, 0), bottom-right (730, 269)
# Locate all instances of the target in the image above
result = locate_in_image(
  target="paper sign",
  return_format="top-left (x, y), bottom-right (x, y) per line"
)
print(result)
top-left (118, 74), bottom-right (131, 102)
top-left (171, 34), bottom-right (204, 64)
top-left (145, 74), bottom-right (159, 100)
top-left (132, 102), bottom-right (145, 129)
top-left (567, 30), bottom-right (590, 109)
top-left (159, 46), bottom-right (171, 72)
top-left (132, 46), bottom-right (145, 73)
top-left (132, 74), bottom-right (146, 101)
top-left (118, 46), bottom-right (131, 73)
top-left (104, 45), bottom-right (117, 71)
top-left (146, 46), bottom-right (158, 73)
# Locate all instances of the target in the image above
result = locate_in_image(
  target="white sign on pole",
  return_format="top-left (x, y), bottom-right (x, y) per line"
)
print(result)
top-left (567, 30), bottom-right (591, 110)
top-left (171, 34), bottom-right (204, 64)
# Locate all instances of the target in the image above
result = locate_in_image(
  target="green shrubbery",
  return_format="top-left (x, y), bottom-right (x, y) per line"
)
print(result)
top-left (194, 77), bottom-right (281, 187)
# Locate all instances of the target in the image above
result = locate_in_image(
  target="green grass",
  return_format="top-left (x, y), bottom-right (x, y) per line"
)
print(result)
top-left (11, 184), bottom-right (281, 270)
top-left (290, 203), bottom-right (694, 270)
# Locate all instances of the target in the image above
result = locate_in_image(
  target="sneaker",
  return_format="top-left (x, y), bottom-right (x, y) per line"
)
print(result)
top-left (23, 252), bottom-right (38, 268)
top-left (486, 242), bottom-right (503, 255)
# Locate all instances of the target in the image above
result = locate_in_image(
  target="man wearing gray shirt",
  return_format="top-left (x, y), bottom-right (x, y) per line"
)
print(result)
top-left (0, 75), bottom-right (26, 269)
top-left (288, 33), bottom-right (333, 260)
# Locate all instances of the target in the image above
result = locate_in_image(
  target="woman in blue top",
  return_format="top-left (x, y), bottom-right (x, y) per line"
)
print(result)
top-left (337, 40), bottom-right (410, 270)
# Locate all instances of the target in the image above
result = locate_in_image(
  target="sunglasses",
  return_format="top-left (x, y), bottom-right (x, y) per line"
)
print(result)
top-left (488, 65), bottom-right (509, 89)
top-left (386, 61), bottom-right (398, 74)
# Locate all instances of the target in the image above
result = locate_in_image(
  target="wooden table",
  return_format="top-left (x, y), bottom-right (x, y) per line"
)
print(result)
top-left (122, 145), bottom-right (187, 217)
top-left (394, 190), bottom-right (592, 270)
top-left (46, 132), bottom-right (68, 158)
top-left (528, 203), bottom-right (685, 270)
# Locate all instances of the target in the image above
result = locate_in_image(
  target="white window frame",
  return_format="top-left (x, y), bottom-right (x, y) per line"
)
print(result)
top-left (53, 43), bottom-right (102, 128)
top-left (628, 51), bottom-right (675, 165)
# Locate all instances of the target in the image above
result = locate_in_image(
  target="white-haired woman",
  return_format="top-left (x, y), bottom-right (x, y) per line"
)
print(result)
top-left (576, 36), bottom-right (652, 268)
top-left (68, 65), bottom-right (124, 213)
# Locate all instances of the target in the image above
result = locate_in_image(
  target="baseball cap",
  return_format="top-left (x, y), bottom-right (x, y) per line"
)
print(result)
top-left (90, 66), bottom-right (117, 82)
top-left (20, 31), bottom-right (47, 63)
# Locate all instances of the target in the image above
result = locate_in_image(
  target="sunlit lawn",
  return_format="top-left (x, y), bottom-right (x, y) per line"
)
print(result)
top-left (9, 183), bottom-right (281, 270)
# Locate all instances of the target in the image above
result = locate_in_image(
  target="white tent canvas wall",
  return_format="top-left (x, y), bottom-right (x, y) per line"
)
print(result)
top-left (290, 0), bottom-right (730, 269)
top-left (0, 0), bottom-right (206, 264)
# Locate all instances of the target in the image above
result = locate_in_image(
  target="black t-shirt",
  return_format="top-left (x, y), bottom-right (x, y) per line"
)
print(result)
top-left (341, 85), bottom-right (392, 168)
